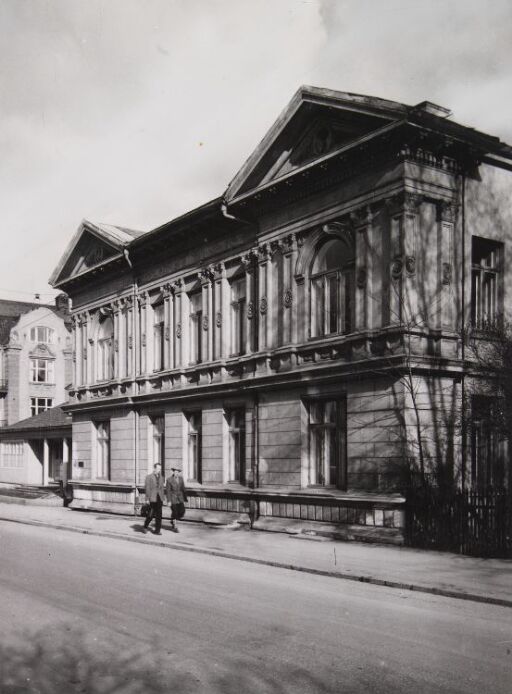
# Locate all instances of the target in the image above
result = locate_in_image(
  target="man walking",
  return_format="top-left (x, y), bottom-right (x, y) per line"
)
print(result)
top-left (166, 468), bottom-right (188, 532)
top-left (144, 463), bottom-right (165, 535)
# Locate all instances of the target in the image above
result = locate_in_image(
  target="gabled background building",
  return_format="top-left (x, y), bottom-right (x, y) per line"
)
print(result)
top-left (0, 296), bottom-right (72, 484)
top-left (48, 87), bottom-right (512, 542)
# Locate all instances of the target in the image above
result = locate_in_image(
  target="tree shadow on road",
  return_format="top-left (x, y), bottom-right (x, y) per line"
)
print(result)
top-left (0, 624), bottom-right (332, 694)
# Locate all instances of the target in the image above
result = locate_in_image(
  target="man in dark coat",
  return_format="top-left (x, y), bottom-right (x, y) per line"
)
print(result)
top-left (165, 468), bottom-right (188, 532)
top-left (144, 463), bottom-right (165, 535)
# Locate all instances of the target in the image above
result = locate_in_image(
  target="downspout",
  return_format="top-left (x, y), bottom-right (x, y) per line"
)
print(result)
top-left (132, 275), bottom-right (139, 515)
top-left (221, 198), bottom-right (253, 225)
top-left (461, 172), bottom-right (467, 490)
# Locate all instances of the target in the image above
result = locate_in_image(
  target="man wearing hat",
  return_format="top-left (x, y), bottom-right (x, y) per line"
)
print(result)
top-left (165, 468), bottom-right (188, 532)
top-left (144, 462), bottom-right (165, 535)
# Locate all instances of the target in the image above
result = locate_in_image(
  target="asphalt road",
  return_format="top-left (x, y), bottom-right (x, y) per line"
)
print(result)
top-left (0, 522), bottom-right (511, 694)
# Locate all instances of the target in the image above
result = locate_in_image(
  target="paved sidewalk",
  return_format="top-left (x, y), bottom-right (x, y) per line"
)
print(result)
top-left (1, 501), bottom-right (512, 608)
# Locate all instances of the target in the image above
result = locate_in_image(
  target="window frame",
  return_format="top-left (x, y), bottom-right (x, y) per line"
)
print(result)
top-left (306, 396), bottom-right (347, 490)
top-left (30, 397), bottom-right (53, 416)
top-left (230, 276), bottom-right (247, 357)
top-left (188, 292), bottom-right (203, 365)
top-left (309, 240), bottom-right (355, 340)
top-left (225, 408), bottom-right (246, 484)
top-left (30, 326), bottom-right (54, 344)
top-left (153, 303), bottom-right (165, 372)
top-left (30, 358), bottom-right (55, 383)
top-left (94, 421), bottom-right (110, 480)
top-left (471, 236), bottom-right (503, 332)
top-left (185, 411), bottom-right (202, 483)
top-left (149, 415), bottom-right (165, 476)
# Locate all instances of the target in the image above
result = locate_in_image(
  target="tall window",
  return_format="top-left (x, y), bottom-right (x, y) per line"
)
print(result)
top-left (95, 421), bottom-right (110, 479)
top-left (151, 415), bottom-right (165, 475)
top-left (226, 409), bottom-right (246, 484)
top-left (471, 396), bottom-right (505, 488)
top-left (186, 412), bottom-right (202, 482)
top-left (153, 303), bottom-right (165, 371)
top-left (231, 277), bottom-right (246, 356)
top-left (310, 238), bottom-right (354, 338)
top-left (189, 292), bottom-right (202, 364)
top-left (471, 236), bottom-right (503, 331)
top-left (31, 397), bottom-right (53, 416)
top-left (97, 316), bottom-right (114, 381)
top-left (308, 399), bottom-right (346, 488)
top-left (30, 326), bottom-right (54, 343)
top-left (30, 359), bottom-right (55, 383)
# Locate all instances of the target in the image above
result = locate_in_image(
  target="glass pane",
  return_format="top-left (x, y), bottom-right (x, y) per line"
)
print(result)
top-left (311, 277), bottom-right (325, 336)
top-left (309, 402), bottom-right (323, 424)
top-left (312, 239), bottom-right (352, 274)
top-left (327, 428), bottom-right (337, 486)
top-left (324, 400), bottom-right (337, 423)
top-left (328, 276), bottom-right (338, 334)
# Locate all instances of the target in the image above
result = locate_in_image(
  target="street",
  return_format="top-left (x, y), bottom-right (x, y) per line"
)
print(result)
top-left (0, 522), bottom-right (511, 693)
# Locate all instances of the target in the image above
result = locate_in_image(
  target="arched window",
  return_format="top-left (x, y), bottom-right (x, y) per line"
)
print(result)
top-left (310, 238), bottom-right (354, 338)
top-left (97, 316), bottom-right (114, 381)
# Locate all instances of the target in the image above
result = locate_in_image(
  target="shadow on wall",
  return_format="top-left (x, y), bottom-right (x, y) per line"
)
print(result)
top-left (0, 624), bottom-right (331, 694)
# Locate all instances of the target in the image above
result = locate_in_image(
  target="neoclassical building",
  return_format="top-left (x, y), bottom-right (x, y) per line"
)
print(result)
top-left (49, 87), bottom-right (512, 541)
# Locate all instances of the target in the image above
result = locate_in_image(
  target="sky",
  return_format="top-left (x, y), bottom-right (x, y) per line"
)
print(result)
top-left (1, 0), bottom-right (511, 303)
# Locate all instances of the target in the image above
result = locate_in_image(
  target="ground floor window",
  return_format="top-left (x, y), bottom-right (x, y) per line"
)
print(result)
top-left (150, 415), bottom-right (165, 475)
top-left (94, 421), bottom-right (110, 480)
top-left (186, 412), bottom-right (202, 482)
top-left (471, 396), bottom-right (506, 488)
top-left (225, 409), bottom-right (246, 484)
top-left (30, 397), bottom-right (53, 416)
top-left (308, 398), bottom-right (346, 489)
top-left (0, 441), bottom-right (24, 468)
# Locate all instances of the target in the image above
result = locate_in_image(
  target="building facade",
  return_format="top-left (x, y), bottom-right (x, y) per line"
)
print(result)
top-left (49, 88), bottom-right (512, 541)
top-left (0, 296), bottom-right (72, 484)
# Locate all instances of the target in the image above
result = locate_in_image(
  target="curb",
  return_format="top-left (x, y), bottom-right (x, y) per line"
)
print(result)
top-left (1, 514), bottom-right (511, 610)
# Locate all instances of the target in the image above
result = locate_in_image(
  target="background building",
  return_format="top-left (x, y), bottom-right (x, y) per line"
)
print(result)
top-left (49, 87), bottom-right (512, 542)
top-left (0, 296), bottom-right (72, 484)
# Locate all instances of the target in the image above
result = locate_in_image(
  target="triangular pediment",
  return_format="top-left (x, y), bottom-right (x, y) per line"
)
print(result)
top-left (225, 86), bottom-right (407, 202)
top-left (49, 220), bottom-right (141, 288)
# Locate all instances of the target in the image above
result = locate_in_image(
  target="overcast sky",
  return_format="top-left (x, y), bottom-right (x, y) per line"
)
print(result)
top-left (1, 0), bottom-right (511, 302)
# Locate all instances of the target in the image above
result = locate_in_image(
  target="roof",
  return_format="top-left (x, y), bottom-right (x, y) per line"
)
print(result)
top-left (0, 299), bottom-right (60, 345)
top-left (49, 219), bottom-right (146, 287)
top-left (0, 405), bottom-right (71, 436)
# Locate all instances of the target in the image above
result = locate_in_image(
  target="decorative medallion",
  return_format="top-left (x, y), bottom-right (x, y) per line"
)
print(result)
top-left (356, 267), bottom-right (367, 289)
top-left (405, 256), bottom-right (416, 276)
top-left (391, 258), bottom-right (403, 280)
top-left (442, 262), bottom-right (452, 285)
top-left (141, 333), bottom-right (146, 347)
top-left (283, 289), bottom-right (293, 308)
top-left (83, 348), bottom-right (87, 361)
top-left (164, 326), bottom-right (170, 341)
top-left (202, 315), bottom-right (209, 331)
top-left (259, 296), bottom-right (268, 315)
top-left (176, 323), bottom-right (182, 339)
top-left (114, 339), bottom-right (119, 353)
top-left (128, 336), bottom-right (133, 349)
top-left (247, 301), bottom-right (255, 319)
top-left (215, 311), bottom-right (222, 328)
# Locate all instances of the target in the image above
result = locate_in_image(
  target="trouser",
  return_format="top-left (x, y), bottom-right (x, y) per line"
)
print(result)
top-left (144, 497), bottom-right (163, 532)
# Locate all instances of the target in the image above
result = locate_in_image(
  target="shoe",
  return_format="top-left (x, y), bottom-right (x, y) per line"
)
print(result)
top-left (153, 530), bottom-right (162, 535)
top-left (174, 526), bottom-right (179, 533)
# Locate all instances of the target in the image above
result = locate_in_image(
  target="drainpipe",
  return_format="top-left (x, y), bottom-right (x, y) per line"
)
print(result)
top-left (461, 172), bottom-right (467, 490)
top-left (221, 198), bottom-right (253, 225)
top-left (132, 279), bottom-right (139, 514)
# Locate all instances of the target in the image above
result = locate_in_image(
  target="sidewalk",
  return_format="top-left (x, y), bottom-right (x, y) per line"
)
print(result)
top-left (1, 500), bottom-right (512, 608)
